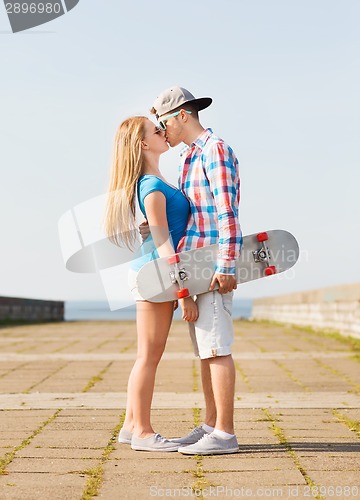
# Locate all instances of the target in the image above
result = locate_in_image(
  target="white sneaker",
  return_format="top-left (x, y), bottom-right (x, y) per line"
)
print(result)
top-left (178, 432), bottom-right (239, 455)
top-left (169, 426), bottom-right (208, 445)
top-left (118, 427), bottom-right (133, 444)
top-left (131, 433), bottom-right (181, 452)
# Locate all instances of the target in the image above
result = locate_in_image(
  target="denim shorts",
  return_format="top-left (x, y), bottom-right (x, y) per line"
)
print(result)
top-left (188, 290), bottom-right (234, 359)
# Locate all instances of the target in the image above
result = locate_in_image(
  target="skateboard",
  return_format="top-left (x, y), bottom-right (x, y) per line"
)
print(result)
top-left (135, 230), bottom-right (299, 302)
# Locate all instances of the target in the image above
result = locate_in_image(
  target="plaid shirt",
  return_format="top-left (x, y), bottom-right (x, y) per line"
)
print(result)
top-left (176, 128), bottom-right (242, 274)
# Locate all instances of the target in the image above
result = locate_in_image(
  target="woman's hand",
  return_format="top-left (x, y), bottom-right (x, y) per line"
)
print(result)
top-left (179, 297), bottom-right (199, 322)
top-left (138, 220), bottom-right (150, 242)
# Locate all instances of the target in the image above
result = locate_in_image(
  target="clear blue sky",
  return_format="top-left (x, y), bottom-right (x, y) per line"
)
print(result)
top-left (0, 0), bottom-right (359, 302)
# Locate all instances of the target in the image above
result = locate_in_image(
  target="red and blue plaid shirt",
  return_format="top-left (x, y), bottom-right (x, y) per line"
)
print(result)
top-left (176, 128), bottom-right (242, 275)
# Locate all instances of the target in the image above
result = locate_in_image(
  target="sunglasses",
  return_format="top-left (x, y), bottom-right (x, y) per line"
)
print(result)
top-left (158, 110), bottom-right (192, 130)
top-left (143, 126), bottom-right (164, 139)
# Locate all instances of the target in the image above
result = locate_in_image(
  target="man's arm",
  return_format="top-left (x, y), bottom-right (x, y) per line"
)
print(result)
top-left (205, 142), bottom-right (242, 293)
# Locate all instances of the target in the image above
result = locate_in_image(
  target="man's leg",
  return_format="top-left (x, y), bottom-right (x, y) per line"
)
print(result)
top-left (177, 352), bottom-right (238, 455)
top-left (208, 354), bottom-right (236, 434)
top-left (200, 358), bottom-right (217, 427)
top-left (194, 291), bottom-right (235, 432)
top-left (189, 321), bottom-right (216, 427)
top-left (177, 292), bottom-right (239, 454)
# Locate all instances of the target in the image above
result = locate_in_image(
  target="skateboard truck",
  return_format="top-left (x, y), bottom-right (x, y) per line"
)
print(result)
top-left (168, 254), bottom-right (190, 299)
top-left (254, 232), bottom-right (277, 276)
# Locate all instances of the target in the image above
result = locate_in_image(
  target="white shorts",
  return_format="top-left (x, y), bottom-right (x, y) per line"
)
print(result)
top-left (128, 268), bottom-right (145, 302)
top-left (188, 291), bottom-right (234, 360)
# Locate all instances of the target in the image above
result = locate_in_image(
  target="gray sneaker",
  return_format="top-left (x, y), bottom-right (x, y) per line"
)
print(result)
top-left (118, 427), bottom-right (133, 444)
top-left (169, 426), bottom-right (208, 445)
top-left (131, 433), bottom-right (181, 452)
top-left (178, 432), bottom-right (239, 455)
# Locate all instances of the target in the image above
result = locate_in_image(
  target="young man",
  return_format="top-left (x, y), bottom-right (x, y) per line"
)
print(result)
top-left (149, 86), bottom-right (242, 455)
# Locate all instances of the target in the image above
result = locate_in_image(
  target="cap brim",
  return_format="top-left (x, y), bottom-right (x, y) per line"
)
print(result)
top-left (156, 97), bottom-right (212, 119)
top-left (191, 97), bottom-right (212, 111)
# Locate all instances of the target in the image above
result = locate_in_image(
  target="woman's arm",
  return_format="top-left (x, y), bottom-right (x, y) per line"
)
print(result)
top-left (143, 191), bottom-right (198, 322)
top-left (143, 191), bottom-right (175, 258)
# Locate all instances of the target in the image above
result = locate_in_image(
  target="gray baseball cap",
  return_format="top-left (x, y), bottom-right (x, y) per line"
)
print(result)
top-left (152, 86), bottom-right (212, 118)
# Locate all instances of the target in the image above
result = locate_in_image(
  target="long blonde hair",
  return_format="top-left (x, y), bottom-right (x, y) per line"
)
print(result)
top-left (104, 116), bottom-right (146, 249)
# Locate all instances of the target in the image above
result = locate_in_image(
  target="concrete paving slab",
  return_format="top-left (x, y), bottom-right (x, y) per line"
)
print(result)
top-left (15, 447), bottom-right (104, 459)
top-left (6, 457), bottom-right (99, 473)
top-left (0, 439), bottom-right (23, 448)
top-left (300, 455), bottom-right (360, 471)
top-left (306, 470), bottom-right (360, 486)
top-left (98, 474), bottom-right (196, 500)
top-left (28, 429), bottom-right (112, 449)
top-left (1, 319), bottom-right (360, 499)
top-left (204, 469), bottom-right (307, 486)
top-left (1, 391), bottom-right (360, 409)
top-left (200, 455), bottom-right (296, 471)
top-left (0, 472), bottom-right (86, 500)
top-left (106, 457), bottom-right (197, 474)
top-left (0, 351), bottom-right (353, 361)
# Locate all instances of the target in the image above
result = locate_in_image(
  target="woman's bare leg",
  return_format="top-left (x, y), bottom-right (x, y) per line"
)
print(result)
top-left (122, 300), bottom-right (174, 438)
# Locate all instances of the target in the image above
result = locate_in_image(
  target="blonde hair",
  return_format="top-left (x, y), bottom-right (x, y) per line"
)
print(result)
top-left (104, 116), bottom-right (146, 249)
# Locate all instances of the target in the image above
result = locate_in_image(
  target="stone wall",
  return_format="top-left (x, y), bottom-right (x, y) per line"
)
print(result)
top-left (0, 296), bottom-right (64, 322)
top-left (251, 282), bottom-right (360, 338)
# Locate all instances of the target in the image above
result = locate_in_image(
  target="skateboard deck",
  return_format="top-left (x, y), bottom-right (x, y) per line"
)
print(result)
top-left (135, 230), bottom-right (299, 302)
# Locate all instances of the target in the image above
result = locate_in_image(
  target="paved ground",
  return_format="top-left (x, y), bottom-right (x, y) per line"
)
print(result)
top-left (0, 320), bottom-right (359, 500)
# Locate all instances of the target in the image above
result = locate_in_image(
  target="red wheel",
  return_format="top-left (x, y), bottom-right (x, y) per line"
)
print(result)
top-left (168, 254), bottom-right (180, 265)
top-left (264, 266), bottom-right (277, 276)
top-left (177, 288), bottom-right (190, 299)
top-left (257, 232), bottom-right (268, 242)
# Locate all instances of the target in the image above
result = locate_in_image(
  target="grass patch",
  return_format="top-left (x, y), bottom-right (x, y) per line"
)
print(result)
top-left (193, 407), bottom-right (201, 427)
top-left (120, 341), bottom-right (137, 353)
top-left (314, 359), bottom-right (360, 392)
top-left (0, 362), bottom-right (29, 381)
top-left (298, 326), bottom-right (360, 353)
top-left (251, 319), bottom-right (286, 328)
top-left (332, 409), bottom-right (360, 438)
top-left (296, 323), bottom-right (359, 350)
top-left (82, 362), bottom-right (113, 393)
top-left (23, 363), bottom-right (68, 394)
top-left (262, 408), bottom-right (324, 500)
top-left (274, 361), bottom-right (311, 392)
top-left (81, 412), bottom-right (125, 500)
top-left (190, 366), bottom-right (211, 500)
top-left (253, 320), bottom-right (360, 362)
top-left (52, 340), bottom-right (79, 353)
top-left (192, 360), bottom-right (199, 392)
top-left (0, 408), bottom-right (62, 475)
top-left (234, 361), bottom-right (254, 392)
top-left (191, 455), bottom-right (213, 494)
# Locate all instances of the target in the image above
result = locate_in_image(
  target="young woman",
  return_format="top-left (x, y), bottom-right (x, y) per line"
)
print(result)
top-left (104, 116), bottom-right (198, 451)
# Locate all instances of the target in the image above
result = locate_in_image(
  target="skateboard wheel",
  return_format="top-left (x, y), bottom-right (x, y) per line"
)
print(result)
top-left (257, 232), bottom-right (269, 242)
top-left (177, 288), bottom-right (190, 299)
top-left (264, 266), bottom-right (277, 276)
top-left (168, 254), bottom-right (180, 265)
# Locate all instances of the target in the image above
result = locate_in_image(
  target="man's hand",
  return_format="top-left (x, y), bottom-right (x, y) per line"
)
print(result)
top-left (209, 273), bottom-right (237, 294)
top-left (138, 220), bottom-right (150, 242)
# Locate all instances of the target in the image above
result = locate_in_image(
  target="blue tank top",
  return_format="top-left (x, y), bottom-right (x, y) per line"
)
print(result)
top-left (131, 175), bottom-right (190, 271)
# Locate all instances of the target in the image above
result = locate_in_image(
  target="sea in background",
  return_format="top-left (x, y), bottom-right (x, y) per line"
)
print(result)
top-left (65, 299), bottom-right (253, 321)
